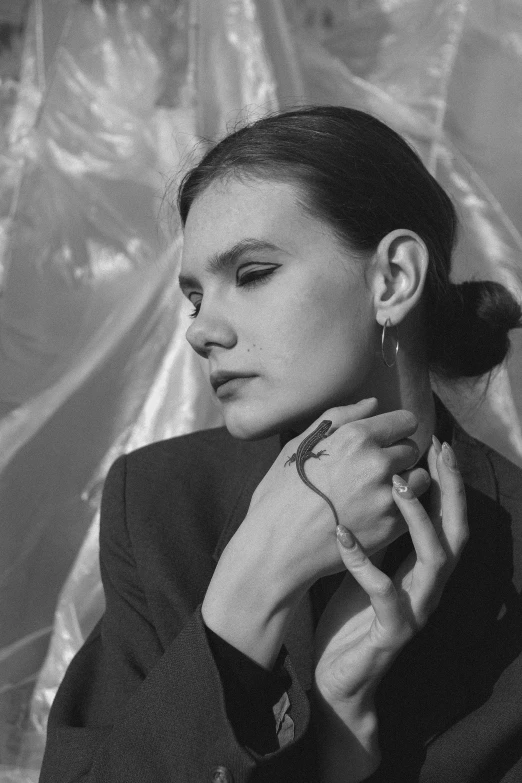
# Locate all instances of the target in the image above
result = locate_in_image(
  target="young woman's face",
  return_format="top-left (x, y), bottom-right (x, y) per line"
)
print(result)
top-left (180, 177), bottom-right (378, 439)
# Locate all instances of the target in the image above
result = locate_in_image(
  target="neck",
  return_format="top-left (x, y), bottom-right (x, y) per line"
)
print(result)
top-left (280, 361), bottom-right (435, 457)
top-left (356, 321), bottom-right (435, 459)
top-left (281, 319), bottom-right (436, 455)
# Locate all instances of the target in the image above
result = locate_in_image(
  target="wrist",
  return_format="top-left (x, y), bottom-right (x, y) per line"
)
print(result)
top-left (202, 537), bottom-right (302, 670)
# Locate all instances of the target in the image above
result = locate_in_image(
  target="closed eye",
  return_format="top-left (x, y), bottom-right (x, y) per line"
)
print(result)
top-left (237, 267), bottom-right (276, 288)
top-left (188, 267), bottom-right (278, 319)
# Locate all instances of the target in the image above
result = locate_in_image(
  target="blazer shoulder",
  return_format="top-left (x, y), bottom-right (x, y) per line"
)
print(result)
top-left (452, 420), bottom-right (522, 588)
top-left (117, 427), bottom-right (281, 553)
top-left (126, 426), bottom-right (235, 464)
top-left (477, 439), bottom-right (522, 539)
top-left (453, 419), bottom-right (522, 505)
top-left (103, 428), bottom-right (282, 599)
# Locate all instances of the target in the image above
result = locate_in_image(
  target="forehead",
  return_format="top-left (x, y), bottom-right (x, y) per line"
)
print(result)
top-left (181, 178), bottom-right (333, 266)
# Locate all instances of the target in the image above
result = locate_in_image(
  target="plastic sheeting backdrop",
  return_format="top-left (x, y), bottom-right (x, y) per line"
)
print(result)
top-left (0, 0), bottom-right (521, 778)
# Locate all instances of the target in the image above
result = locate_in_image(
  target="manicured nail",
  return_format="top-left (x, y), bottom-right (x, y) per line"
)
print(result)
top-left (392, 474), bottom-right (415, 498)
top-left (336, 525), bottom-right (356, 549)
top-left (432, 434), bottom-right (442, 455)
top-left (442, 442), bottom-right (458, 470)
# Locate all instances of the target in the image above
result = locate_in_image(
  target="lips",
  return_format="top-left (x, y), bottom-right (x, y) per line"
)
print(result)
top-left (210, 371), bottom-right (256, 392)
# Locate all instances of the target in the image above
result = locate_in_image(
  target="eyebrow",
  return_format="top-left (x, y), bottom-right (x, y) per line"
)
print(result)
top-left (178, 238), bottom-right (282, 291)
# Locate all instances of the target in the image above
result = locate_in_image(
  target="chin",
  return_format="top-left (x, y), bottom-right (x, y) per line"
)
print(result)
top-left (221, 402), bottom-right (288, 440)
top-left (221, 400), bottom-right (323, 441)
top-left (223, 417), bottom-right (280, 441)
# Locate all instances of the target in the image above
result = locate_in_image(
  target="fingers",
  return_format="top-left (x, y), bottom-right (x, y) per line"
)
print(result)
top-left (362, 409), bottom-right (418, 446)
top-left (402, 466), bottom-right (431, 498)
top-left (426, 437), bottom-right (442, 533)
top-left (392, 474), bottom-right (445, 573)
top-left (335, 525), bottom-right (410, 638)
top-left (384, 437), bottom-right (420, 471)
top-left (419, 437), bottom-right (468, 554)
top-left (284, 398), bottom-right (379, 464)
top-left (302, 402), bottom-right (419, 454)
top-left (436, 440), bottom-right (469, 554)
top-left (391, 440), bottom-right (469, 623)
top-left (319, 397), bottom-right (379, 435)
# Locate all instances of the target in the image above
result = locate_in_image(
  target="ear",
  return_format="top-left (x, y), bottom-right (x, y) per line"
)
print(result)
top-left (370, 229), bottom-right (429, 326)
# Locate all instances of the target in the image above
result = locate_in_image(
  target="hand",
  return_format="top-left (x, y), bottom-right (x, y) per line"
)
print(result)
top-left (202, 398), bottom-right (430, 669)
top-left (312, 438), bottom-right (468, 782)
top-left (236, 397), bottom-right (430, 594)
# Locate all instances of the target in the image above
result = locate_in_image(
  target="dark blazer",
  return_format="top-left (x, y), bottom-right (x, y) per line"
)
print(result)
top-left (40, 403), bottom-right (522, 783)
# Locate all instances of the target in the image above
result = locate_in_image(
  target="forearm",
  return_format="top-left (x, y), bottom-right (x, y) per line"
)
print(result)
top-left (202, 591), bottom-right (292, 670)
top-left (202, 536), bottom-right (303, 670)
top-left (312, 688), bottom-right (381, 783)
top-left (201, 509), bottom-right (315, 670)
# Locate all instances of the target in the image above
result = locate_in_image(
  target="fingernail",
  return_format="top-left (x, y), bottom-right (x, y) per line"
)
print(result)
top-left (336, 525), bottom-right (356, 549)
top-left (442, 442), bottom-right (458, 470)
top-left (392, 474), bottom-right (415, 498)
top-left (432, 434), bottom-right (442, 455)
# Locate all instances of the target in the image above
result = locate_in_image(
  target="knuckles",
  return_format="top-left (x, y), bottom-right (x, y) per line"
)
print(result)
top-left (371, 575), bottom-right (395, 599)
top-left (393, 617), bottom-right (416, 644)
top-left (324, 405), bottom-right (347, 421)
top-left (399, 410), bottom-right (419, 432)
top-left (340, 420), bottom-right (370, 449)
top-left (372, 484), bottom-right (395, 514)
top-left (366, 452), bottom-right (390, 480)
top-left (406, 467), bottom-right (431, 497)
top-left (429, 549), bottom-right (448, 573)
top-left (321, 406), bottom-right (419, 443)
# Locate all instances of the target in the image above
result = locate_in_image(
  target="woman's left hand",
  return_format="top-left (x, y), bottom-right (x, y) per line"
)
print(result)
top-left (312, 438), bottom-right (469, 782)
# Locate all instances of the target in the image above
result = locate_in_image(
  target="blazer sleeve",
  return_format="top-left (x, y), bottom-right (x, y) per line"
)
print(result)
top-left (39, 455), bottom-right (316, 783)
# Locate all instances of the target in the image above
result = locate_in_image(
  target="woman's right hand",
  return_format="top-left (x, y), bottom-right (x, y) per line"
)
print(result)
top-left (202, 397), bottom-right (430, 668)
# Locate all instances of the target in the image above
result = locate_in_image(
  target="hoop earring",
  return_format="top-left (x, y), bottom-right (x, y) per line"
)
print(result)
top-left (381, 318), bottom-right (399, 368)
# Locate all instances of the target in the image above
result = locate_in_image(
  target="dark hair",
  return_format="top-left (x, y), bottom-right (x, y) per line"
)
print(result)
top-left (178, 105), bottom-right (521, 378)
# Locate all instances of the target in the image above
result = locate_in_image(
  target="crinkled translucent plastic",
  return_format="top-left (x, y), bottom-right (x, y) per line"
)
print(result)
top-left (1, 0), bottom-right (521, 777)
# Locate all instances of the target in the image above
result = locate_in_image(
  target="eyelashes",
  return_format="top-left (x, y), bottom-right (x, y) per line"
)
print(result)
top-left (188, 268), bottom-right (275, 319)
top-left (239, 268), bottom-right (274, 287)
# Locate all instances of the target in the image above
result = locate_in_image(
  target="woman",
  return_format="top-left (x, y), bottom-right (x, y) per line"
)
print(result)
top-left (40, 106), bottom-right (522, 782)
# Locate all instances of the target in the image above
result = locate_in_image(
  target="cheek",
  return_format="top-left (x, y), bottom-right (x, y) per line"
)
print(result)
top-left (261, 287), bottom-right (372, 390)
top-left (261, 292), bottom-right (328, 366)
top-left (287, 282), bottom-right (370, 355)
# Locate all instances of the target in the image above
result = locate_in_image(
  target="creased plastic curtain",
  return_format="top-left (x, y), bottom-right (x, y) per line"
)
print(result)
top-left (0, 0), bottom-right (230, 774)
top-left (1, 0), bottom-right (522, 779)
top-left (280, 0), bottom-right (522, 460)
top-left (0, 0), bottom-right (282, 775)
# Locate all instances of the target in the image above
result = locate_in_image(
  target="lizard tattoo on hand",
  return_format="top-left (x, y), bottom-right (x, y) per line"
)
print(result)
top-left (285, 419), bottom-right (340, 527)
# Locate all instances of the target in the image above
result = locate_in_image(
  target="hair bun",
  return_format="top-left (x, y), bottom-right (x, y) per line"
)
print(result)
top-left (428, 279), bottom-right (522, 378)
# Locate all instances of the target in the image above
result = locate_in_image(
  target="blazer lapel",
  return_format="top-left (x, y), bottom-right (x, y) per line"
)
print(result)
top-left (375, 406), bottom-right (507, 770)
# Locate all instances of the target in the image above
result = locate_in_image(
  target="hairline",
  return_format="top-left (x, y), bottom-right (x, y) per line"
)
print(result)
top-left (180, 163), bottom-right (371, 263)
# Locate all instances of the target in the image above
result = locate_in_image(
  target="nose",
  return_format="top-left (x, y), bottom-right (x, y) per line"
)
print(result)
top-left (185, 303), bottom-right (237, 358)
